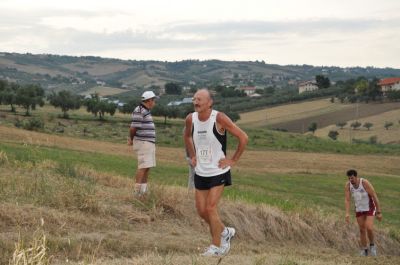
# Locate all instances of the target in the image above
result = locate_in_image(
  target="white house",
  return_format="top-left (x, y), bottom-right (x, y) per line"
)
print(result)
top-left (378, 77), bottom-right (400, 95)
top-left (298, 81), bottom-right (318, 94)
top-left (96, 80), bottom-right (106, 86)
top-left (167, 97), bottom-right (193, 106)
top-left (249, 93), bottom-right (261, 98)
top-left (238, 86), bottom-right (256, 96)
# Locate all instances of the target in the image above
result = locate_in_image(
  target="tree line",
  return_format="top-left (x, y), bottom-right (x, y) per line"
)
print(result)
top-left (0, 79), bottom-right (119, 119)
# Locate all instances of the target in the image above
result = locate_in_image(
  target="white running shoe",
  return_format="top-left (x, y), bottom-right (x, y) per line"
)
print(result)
top-left (201, 244), bottom-right (224, 257)
top-left (360, 248), bottom-right (368, 256)
top-left (370, 245), bottom-right (377, 256)
top-left (220, 227), bottom-right (236, 254)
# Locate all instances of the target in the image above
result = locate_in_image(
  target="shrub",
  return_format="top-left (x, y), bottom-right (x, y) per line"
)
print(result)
top-left (384, 121), bottom-right (394, 130)
top-left (350, 121), bottom-right (361, 130)
top-left (369, 136), bottom-right (378, 144)
top-left (363, 122), bottom-right (373, 130)
top-left (336, 121), bottom-right (347, 129)
top-left (308, 122), bottom-right (317, 134)
top-left (328, 130), bottom-right (339, 140)
top-left (16, 117), bottom-right (45, 131)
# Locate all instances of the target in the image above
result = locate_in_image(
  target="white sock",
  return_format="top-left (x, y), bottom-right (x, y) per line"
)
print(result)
top-left (134, 183), bottom-right (142, 194)
top-left (221, 227), bottom-right (228, 237)
top-left (140, 183), bottom-right (148, 194)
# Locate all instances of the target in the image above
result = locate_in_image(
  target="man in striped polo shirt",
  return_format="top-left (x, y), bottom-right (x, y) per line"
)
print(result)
top-left (128, 91), bottom-right (157, 197)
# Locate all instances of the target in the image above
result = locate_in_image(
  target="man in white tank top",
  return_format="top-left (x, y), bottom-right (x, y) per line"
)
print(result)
top-left (184, 89), bottom-right (248, 256)
top-left (344, 169), bottom-right (382, 256)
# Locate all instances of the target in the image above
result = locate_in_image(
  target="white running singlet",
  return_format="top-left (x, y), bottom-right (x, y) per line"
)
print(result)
top-left (349, 178), bottom-right (375, 212)
top-left (192, 110), bottom-right (230, 177)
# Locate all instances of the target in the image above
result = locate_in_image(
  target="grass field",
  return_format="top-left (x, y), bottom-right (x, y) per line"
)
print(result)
top-left (1, 136), bottom-right (399, 226)
top-left (1, 132), bottom-right (400, 264)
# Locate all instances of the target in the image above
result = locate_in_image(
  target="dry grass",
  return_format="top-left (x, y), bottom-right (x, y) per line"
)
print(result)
top-left (53, 252), bottom-right (400, 265)
top-left (315, 108), bottom-right (400, 144)
top-left (9, 229), bottom-right (50, 265)
top-left (1, 154), bottom-right (399, 264)
top-left (0, 150), bottom-right (9, 165)
top-left (237, 99), bottom-right (352, 127)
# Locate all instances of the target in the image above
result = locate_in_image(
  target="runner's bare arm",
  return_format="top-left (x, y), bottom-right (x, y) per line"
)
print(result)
top-left (216, 112), bottom-right (248, 168)
top-left (128, 127), bottom-right (137, 145)
top-left (363, 179), bottom-right (382, 221)
top-left (184, 113), bottom-right (196, 167)
top-left (344, 182), bottom-right (351, 224)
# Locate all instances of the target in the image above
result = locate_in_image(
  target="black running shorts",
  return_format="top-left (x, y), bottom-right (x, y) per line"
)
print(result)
top-left (194, 171), bottom-right (232, 190)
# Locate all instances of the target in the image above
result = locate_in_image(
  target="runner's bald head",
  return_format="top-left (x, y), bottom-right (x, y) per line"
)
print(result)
top-left (193, 89), bottom-right (213, 110)
top-left (196, 89), bottom-right (212, 101)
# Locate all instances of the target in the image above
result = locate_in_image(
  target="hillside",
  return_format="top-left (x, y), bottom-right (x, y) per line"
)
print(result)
top-left (1, 127), bottom-right (400, 264)
top-left (2, 52), bottom-right (400, 97)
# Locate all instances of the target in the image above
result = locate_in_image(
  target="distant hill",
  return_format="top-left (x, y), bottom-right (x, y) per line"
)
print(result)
top-left (1, 52), bottom-right (400, 97)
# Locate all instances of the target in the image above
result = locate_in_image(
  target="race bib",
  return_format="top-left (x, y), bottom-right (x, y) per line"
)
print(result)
top-left (198, 145), bottom-right (212, 164)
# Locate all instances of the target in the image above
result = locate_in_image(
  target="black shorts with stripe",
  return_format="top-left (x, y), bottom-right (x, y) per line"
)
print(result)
top-left (194, 171), bottom-right (232, 190)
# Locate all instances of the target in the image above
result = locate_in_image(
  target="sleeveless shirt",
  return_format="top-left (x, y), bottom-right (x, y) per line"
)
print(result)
top-left (192, 110), bottom-right (229, 177)
top-left (349, 178), bottom-right (375, 212)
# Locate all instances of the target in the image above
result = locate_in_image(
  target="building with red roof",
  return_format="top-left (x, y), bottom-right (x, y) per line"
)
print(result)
top-left (298, 81), bottom-right (318, 94)
top-left (378, 77), bottom-right (400, 94)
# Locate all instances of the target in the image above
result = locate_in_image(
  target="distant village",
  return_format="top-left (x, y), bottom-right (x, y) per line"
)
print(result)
top-left (82, 77), bottom-right (400, 109)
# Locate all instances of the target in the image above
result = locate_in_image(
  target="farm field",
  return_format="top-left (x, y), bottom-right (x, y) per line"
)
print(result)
top-left (237, 98), bottom-right (352, 128)
top-left (315, 108), bottom-right (400, 144)
top-left (238, 98), bottom-right (400, 134)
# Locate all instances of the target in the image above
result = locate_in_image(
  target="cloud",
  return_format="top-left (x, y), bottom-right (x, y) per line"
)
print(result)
top-left (168, 18), bottom-right (400, 36)
top-left (0, 10), bottom-right (399, 67)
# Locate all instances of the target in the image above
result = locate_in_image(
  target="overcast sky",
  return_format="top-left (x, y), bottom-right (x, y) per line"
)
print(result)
top-left (1, 0), bottom-right (399, 68)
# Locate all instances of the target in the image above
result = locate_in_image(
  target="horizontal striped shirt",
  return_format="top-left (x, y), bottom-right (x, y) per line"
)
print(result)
top-left (130, 104), bottom-right (156, 143)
